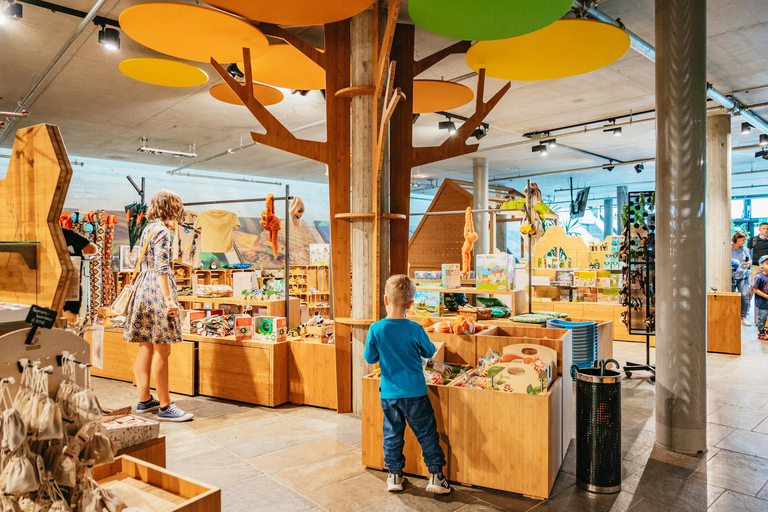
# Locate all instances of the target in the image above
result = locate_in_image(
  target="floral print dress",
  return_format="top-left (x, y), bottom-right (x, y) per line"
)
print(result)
top-left (123, 220), bottom-right (181, 344)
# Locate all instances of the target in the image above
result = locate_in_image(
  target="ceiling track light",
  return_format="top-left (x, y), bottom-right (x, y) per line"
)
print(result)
top-left (97, 26), bottom-right (120, 51)
top-left (603, 165), bottom-right (615, 172)
top-left (1, 1), bottom-right (21, 22)
top-left (471, 123), bottom-right (489, 140)
top-left (760, 134), bottom-right (768, 146)
top-left (138, 137), bottom-right (197, 158)
top-left (226, 63), bottom-right (244, 79)
top-left (742, 122), bottom-right (754, 135)
top-left (532, 144), bottom-right (548, 156)
top-left (546, 139), bottom-right (557, 148)
top-left (634, 163), bottom-right (644, 173)
top-left (755, 149), bottom-right (768, 160)
top-left (438, 118), bottom-right (457, 135)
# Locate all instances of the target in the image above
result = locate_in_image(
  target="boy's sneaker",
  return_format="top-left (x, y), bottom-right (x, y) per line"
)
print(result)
top-left (387, 473), bottom-right (406, 492)
top-left (157, 403), bottom-right (194, 422)
top-left (136, 396), bottom-right (160, 413)
top-left (759, 332), bottom-right (767, 341)
top-left (426, 473), bottom-right (452, 495)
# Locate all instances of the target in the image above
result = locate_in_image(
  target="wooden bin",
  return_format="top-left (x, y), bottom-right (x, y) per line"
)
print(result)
top-left (707, 291), bottom-right (741, 355)
top-left (362, 376), bottom-right (450, 478)
top-left (94, 455), bottom-right (220, 512)
top-left (426, 332), bottom-right (475, 365)
top-left (192, 334), bottom-right (288, 407)
top-left (288, 340), bottom-right (337, 409)
top-left (87, 329), bottom-right (196, 395)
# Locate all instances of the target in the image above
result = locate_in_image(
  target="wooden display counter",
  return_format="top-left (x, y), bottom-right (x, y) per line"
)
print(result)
top-left (86, 329), bottom-right (196, 395)
top-left (362, 345), bottom-right (567, 499)
top-left (187, 333), bottom-right (288, 408)
top-left (287, 340), bottom-right (337, 409)
top-left (94, 456), bottom-right (220, 512)
top-left (178, 295), bottom-right (301, 328)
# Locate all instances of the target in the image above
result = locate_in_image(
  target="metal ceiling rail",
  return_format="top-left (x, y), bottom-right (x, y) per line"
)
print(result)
top-left (571, 0), bottom-right (768, 135)
top-left (0, 0), bottom-right (108, 144)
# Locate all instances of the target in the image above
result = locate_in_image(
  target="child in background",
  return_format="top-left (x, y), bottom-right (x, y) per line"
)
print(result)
top-left (752, 255), bottom-right (768, 340)
top-left (364, 275), bottom-right (451, 494)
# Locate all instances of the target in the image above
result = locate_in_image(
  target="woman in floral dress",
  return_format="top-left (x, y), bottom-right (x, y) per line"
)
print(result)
top-left (123, 189), bottom-right (193, 422)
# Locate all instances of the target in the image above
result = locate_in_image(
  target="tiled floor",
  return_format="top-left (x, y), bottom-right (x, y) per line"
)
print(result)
top-left (92, 325), bottom-right (768, 511)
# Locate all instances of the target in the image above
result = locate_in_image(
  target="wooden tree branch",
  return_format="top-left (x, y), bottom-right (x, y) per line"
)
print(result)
top-left (374, 61), bottom-right (404, 180)
top-left (374, 0), bottom-right (400, 97)
top-left (413, 40), bottom-right (472, 77)
top-left (256, 23), bottom-right (326, 69)
top-left (211, 48), bottom-right (327, 163)
top-left (412, 69), bottom-right (511, 167)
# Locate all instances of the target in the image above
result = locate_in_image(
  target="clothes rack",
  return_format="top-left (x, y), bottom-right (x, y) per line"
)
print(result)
top-left (182, 184), bottom-right (295, 325)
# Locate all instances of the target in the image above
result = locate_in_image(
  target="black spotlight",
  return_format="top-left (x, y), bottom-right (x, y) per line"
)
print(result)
top-left (439, 120), bottom-right (457, 135)
top-left (604, 165), bottom-right (615, 172)
top-left (2, 2), bottom-right (22, 20)
top-left (634, 163), bottom-right (644, 173)
top-left (471, 123), bottom-right (489, 140)
top-left (98, 27), bottom-right (120, 51)
top-left (760, 134), bottom-right (768, 146)
top-left (755, 149), bottom-right (768, 160)
top-left (412, 113), bottom-right (420, 125)
top-left (291, 90), bottom-right (310, 96)
top-left (226, 63), bottom-right (244, 79)
top-left (742, 122), bottom-right (753, 135)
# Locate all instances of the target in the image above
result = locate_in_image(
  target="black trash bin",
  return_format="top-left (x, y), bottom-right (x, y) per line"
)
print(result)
top-left (572, 361), bottom-right (622, 493)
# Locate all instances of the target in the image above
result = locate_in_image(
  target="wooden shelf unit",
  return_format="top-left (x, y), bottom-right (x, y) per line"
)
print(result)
top-left (178, 295), bottom-right (301, 329)
top-left (289, 264), bottom-right (331, 317)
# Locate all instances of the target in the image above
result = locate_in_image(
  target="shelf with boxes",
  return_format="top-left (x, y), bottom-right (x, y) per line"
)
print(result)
top-left (288, 264), bottom-right (331, 317)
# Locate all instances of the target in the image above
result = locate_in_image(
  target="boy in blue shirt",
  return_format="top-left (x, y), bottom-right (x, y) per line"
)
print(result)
top-left (364, 274), bottom-right (451, 494)
top-left (753, 255), bottom-right (768, 340)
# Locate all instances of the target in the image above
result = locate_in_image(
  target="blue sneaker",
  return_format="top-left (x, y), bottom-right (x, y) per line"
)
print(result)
top-left (157, 403), bottom-right (194, 422)
top-left (136, 397), bottom-right (160, 414)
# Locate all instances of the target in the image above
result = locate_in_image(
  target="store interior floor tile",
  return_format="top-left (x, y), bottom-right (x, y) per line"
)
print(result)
top-left (92, 326), bottom-right (768, 512)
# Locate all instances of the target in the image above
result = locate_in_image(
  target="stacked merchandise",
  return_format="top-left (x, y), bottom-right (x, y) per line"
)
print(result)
top-left (189, 315), bottom-right (235, 337)
top-left (0, 355), bottom-right (124, 511)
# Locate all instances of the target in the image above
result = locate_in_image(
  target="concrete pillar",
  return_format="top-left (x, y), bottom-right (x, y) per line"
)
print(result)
top-left (473, 157), bottom-right (490, 255)
top-left (706, 114), bottom-right (732, 292)
top-left (350, 7), bottom-right (374, 415)
top-left (603, 198), bottom-right (614, 238)
top-left (617, 186), bottom-right (628, 233)
top-left (655, 0), bottom-right (707, 454)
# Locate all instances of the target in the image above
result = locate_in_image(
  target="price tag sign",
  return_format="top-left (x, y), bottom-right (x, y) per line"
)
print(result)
top-left (24, 305), bottom-right (57, 345)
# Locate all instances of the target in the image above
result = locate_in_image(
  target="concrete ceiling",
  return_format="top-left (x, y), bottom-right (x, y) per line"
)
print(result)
top-left (2, 0), bottom-right (768, 203)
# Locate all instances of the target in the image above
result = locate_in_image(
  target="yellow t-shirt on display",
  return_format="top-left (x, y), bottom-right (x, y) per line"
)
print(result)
top-left (194, 210), bottom-right (241, 253)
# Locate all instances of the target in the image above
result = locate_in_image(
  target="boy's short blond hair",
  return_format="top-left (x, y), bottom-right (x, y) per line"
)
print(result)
top-left (385, 274), bottom-right (416, 306)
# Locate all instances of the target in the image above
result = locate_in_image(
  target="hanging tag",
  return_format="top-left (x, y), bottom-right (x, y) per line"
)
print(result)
top-left (91, 326), bottom-right (104, 370)
top-left (24, 305), bottom-right (56, 346)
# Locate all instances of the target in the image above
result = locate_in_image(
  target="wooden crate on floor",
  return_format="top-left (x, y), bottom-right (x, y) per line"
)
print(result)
top-left (94, 455), bottom-right (220, 512)
top-left (707, 291), bottom-right (741, 355)
top-left (87, 329), bottom-right (196, 395)
top-left (288, 340), bottom-right (337, 409)
top-left (193, 334), bottom-right (288, 407)
top-left (362, 376), bottom-right (450, 478)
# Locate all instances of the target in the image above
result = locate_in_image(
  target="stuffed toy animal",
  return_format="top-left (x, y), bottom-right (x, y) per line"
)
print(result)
top-left (425, 316), bottom-right (487, 335)
top-left (462, 207), bottom-right (478, 275)
top-left (260, 193), bottom-right (282, 259)
top-left (426, 320), bottom-right (453, 333)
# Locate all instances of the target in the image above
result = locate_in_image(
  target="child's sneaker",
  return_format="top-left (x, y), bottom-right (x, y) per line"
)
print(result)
top-left (136, 396), bottom-right (160, 413)
top-left (759, 332), bottom-right (767, 341)
top-left (387, 473), bottom-right (406, 492)
top-left (157, 403), bottom-right (194, 422)
top-left (426, 473), bottom-right (452, 494)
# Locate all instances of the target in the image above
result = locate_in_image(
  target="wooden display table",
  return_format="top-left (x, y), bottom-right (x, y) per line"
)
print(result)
top-left (363, 374), bottom-right (566, 498)
top-left (287, 339), bottom-right (337, 409)
top-left (94, 456), bottom-right (220, 512)
top-left (86, 329), bottom-right (196, 395)
top-left (186, 333), bottom-right (288, 407)
top-left (178, 295), bottom-right (301, 329)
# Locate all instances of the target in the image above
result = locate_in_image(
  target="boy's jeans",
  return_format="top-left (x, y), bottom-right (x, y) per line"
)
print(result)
top-left (381, 395), bottom-right (445, 476)
top-left (758, 308), bottom-right (768, 332)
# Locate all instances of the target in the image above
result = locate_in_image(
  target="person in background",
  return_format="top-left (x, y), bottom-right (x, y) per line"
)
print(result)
top-left (749, 222), bottom-right (768, 296)
top-left (123, 189), bottom-right (193, 422)
top-left (364, 275), bottom-right (451, 495)
top-left (732, 231), bottom-right (752, 325)
top-left (753, 255), bottom-right (768, 340)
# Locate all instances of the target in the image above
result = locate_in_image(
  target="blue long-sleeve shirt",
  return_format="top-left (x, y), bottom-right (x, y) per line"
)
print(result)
top-left (364, 318), bottom-right (435, 399)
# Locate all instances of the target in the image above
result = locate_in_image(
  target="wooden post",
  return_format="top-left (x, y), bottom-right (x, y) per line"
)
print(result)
top-left (351, 7), bottom-right (375, 414)
top-left (325, 20), bottom-right (353, 413)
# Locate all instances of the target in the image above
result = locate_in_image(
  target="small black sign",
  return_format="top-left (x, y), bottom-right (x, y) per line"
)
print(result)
top-left (25, 305), bottom-right (56, 330)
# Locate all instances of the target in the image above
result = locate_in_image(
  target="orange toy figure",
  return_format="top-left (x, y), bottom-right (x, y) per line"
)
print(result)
top-left (450, 316), bottom-right (487, 335)
top-left (260, 193), bottom-right (282, 259)
top-left (462, 207), bottom-right (478, 275)
top-left (426, 320), bottom-right (454, 333)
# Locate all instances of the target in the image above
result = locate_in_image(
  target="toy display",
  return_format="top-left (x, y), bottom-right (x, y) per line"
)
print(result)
top-left (423, 359), bottom-right (470, 386)
top-left (253, 316), bottom-right (287, 342)
top-left (462, 207), bottom-right (478, 275)
top-left (476, 253), bottom-right (514, 291)
top-left (425, 316), bottom-right (487, 335)
top-left (190, 314), bottom-right (235, 337)
top-left (235, 314), bottom-right (254, 341)
top-left (260, 193), bottom-right (282, 259)
top-left (442, 263), bottom-right (461, 289)
top-left (411, 290), bottom-right (443, 317)
top-left (475, 297), bottom-right (511, 318)
top-left (455, 344), bottom-right (556, 395)
top-left (196, 284), bottom-right (233, 297)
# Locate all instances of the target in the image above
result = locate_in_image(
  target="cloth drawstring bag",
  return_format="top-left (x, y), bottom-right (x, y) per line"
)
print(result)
top-left (1, 383), bottom-right (26, 453)
top-left (83, 431), bottom-right (115, 466)
top-left (0, 495), bottom-right (21, 512)
top-left (0, 446), bottom-right (40, 495)
top-left (72, 366), bottom-right (101, 425)
top-left (98, 486), bottom-right (127, 512)
top-left (36, 370), bottom-right (63, 441)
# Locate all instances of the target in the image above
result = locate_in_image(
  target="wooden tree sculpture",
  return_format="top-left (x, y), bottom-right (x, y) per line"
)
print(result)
top-left (389, 24), bottom-right (512, 275)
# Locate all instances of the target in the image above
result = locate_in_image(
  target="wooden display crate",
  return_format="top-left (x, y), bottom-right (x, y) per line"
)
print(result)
top-left (288, 340), bottom-right (337, 409)
top-left (707, 291), bottom-right (741, 355)
top-left (192, 334), bottom-right (288, 407)
top-left (361, 377), bottom-right (564, 499)
top-left (94, 455), bottom-right (220, 512)
top-left (426, 332), bottom-right (475, 365)
top-left (86, 329), bottom-right (196, 395)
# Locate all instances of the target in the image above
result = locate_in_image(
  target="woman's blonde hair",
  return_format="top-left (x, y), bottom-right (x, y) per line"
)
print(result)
top-left (732, 231), bottom-right (748, 243)
top-left (147, 189), bottom-right (184, 222)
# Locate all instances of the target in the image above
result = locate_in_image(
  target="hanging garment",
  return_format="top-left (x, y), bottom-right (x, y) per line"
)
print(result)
top-left (173, 211), bottom-right (202, 267)
top-left (194, 210), bottom-right (241, 253)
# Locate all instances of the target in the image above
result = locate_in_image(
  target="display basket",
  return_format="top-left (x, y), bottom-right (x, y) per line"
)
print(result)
top-left (458, 307), bottom-right (493, 321)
